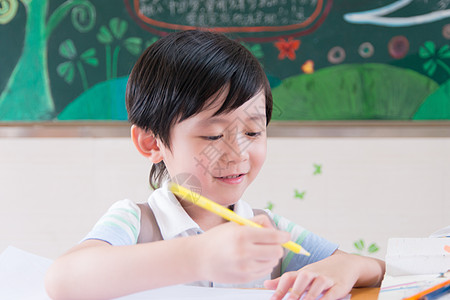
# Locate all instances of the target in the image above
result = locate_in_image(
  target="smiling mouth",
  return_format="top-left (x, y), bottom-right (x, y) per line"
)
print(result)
top-left (214, 173), bottom-right (246, 184)
top-left (218, 174), bottom-right (244, 179)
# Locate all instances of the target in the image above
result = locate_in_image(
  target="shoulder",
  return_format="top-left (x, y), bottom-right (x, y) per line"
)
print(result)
top-left (83, 199), bottom-right (142, 246)
top-left (109, 199), bottom-right (141, 213)
top-left (106, 199), bottom-right (142, 225)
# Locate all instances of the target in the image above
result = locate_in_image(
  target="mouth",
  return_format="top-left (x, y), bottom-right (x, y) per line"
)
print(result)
top-left (215, 173), bottom-right (246, 184)
top-left (219, 174), bottom-right (243, 179)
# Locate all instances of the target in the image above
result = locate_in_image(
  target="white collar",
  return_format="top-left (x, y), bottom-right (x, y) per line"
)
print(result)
top-left (148, 182), bottom-right (255, 240)
top-left (233, 197), bottom-right (254, 219)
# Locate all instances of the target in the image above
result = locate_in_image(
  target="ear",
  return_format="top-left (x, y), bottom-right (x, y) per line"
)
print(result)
top-left (131, 125), bottom-right (164, 164)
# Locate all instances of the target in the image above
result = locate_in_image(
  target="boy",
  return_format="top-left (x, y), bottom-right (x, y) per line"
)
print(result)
top-left (45, 30), bottom-right (384, 300)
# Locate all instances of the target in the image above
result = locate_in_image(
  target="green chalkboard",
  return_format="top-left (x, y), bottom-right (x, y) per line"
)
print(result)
top-left (0, 0), bottom-right (449, 121)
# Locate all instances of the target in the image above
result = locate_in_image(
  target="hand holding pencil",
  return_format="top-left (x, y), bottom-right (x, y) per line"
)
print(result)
top-left (169, 182), bottom-right (311, 256)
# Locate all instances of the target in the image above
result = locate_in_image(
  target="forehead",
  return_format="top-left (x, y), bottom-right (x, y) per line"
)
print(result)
top-left (196, 91), bottom-right (266, 124)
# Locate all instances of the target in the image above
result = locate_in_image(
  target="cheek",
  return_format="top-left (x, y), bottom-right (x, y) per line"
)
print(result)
top-left (188, 144), bottom-right (217, 177)
top-left (163, 143), bottom-right (203, 178)
top-left (251, 140), bottom-right (267, 169)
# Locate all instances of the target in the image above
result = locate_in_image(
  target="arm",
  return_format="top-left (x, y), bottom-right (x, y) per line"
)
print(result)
top-left (265, 249), bottom-right (385, 300)
top-left (45, 237), bottom-right (204, 300)
top-left (45, 215), bottom-right (289, 300)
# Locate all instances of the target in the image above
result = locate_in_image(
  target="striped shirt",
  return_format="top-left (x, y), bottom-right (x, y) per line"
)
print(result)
top-left (83, 182), bottom-right (338, 287)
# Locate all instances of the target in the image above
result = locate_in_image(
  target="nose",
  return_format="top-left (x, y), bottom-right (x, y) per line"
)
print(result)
top-left (220, 133), bottom-right (249, 163)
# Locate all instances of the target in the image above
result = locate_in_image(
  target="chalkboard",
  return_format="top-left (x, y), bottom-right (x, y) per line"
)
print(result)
top-left (0, 0), bottom-right (449, 121)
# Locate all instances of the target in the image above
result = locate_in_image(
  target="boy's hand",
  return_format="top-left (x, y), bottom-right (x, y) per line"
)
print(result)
top-left (195, 215), bottom-right (290, 284)
top-left (264, 252), bottom-right (359, 300)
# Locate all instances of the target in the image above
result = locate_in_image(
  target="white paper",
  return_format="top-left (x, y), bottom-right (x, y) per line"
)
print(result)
top-left (385, 238), bottom-right (450, 276)
top-left (117, 284), bottom-right (351, 300)
top-left (116, 285), bottom-right (277, 300)
top-left (378, 274), bottom-right (450, 300)
top-left (0, 246), bottom-right (52, 300)
top-left (379, 237), bottom-right (450, 300)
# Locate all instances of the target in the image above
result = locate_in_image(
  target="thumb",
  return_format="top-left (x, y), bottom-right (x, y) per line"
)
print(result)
top-left (251, 214), bottom-right (274, 228)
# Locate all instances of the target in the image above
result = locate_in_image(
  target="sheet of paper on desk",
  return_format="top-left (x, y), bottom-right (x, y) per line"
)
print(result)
top-left (379, 237), bottom-right (450, 300)
top-left (385, 238), bottom-right (450, 276)
top-left (0, 246), bottom-right (52, 300)
top-left (117, 285), bottom-right (278, 300)
top-left (379, 274), bottom-right (450, 300)
top-left (117, 285), bottom-right (351, 300)
top-left (0, 246), bottom-right (350, 300)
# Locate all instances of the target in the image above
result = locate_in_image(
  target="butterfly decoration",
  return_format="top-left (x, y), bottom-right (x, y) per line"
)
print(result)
top-left (274, 38), bottom-right (300, 60)
top-left (313, 163), bottom-right (322, 175)
top-left (294, 189), bottom-right (306, 200)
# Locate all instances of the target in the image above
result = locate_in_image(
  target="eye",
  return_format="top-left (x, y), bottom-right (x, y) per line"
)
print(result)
top-left (246, 132), bottom-right (262, 137)
top-left (202, 134), bottom-right (223, 141)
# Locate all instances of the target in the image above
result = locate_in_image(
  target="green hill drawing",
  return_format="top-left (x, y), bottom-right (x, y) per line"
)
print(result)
top-left (57, 76), bottom-right (128, 120)
top-left (272, 63), bottom-right (439, 120)
top-left (413, 78), bottom-right (450, 120)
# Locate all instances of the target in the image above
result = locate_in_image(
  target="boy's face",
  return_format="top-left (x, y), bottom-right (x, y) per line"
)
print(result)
top-left (159, 91), bottom-right (267, 208)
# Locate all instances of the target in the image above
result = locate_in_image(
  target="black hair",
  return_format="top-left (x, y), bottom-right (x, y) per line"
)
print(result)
top-left (126, 30), bottom-right (272, 189)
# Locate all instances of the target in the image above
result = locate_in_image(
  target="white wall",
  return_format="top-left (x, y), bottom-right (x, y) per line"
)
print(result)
top-left (246, 137), bottom-right (450, 258)
top-left (0, 136), bottom-right (448, 260)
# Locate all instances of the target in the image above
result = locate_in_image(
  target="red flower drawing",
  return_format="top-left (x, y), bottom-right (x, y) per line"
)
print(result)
top-left (274, 38), bottom-right (301, 60)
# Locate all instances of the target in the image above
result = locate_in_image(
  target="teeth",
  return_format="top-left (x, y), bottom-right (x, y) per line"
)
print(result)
top-left (222, 175), bottom-right (240, 179)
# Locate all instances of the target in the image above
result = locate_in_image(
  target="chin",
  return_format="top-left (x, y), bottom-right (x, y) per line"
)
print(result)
top-left (220, 191), bottom-right (246, 206)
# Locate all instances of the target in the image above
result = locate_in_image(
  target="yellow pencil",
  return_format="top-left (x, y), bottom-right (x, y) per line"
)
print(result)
top-left (169, 182), bottom-right (311, 256)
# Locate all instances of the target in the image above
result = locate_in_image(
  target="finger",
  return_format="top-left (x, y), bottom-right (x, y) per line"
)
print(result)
top-left (320, 286), bottom-right (351, 300)
top-left (264, 277), bottom-right (281, 290)
top-left (250, 267), bottom-right (278, 282)
top-left (241, 255), bottom-right (281, 277)
top-left (270, 273), bottom-right (297, 300)
top-left (250, 243), bottom-right (284, 261)
top-left (288, 271), bottom-right (318, 300)
top-left (232, 260), bottom-right (279, 283)
top-left (245, 226), bottom-right (290, 245)
top-left (251, 214), bottom-right (274, 228)
top-left (301, 275), bottom-right (334, 300)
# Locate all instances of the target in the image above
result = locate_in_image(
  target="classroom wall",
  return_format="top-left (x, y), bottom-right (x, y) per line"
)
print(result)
top-left (0, 136), bottom-right (449, 260)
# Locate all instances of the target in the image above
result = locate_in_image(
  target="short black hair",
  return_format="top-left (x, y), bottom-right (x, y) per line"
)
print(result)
top-left (126, 30), bottom-right (272, 189)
